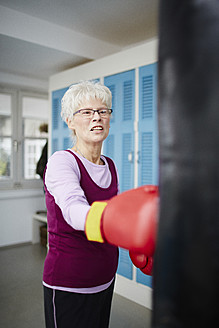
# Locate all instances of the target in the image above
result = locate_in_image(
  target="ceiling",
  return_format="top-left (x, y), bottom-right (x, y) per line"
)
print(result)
top-left (0, 0), bottom-right (158, 87)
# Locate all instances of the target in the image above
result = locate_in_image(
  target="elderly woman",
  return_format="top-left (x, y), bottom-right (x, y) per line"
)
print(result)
top-left (43, 81), bottom-right (119, 328)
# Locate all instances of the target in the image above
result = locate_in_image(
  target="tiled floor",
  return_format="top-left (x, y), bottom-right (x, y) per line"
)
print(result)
top-left (0, 243), bottom-right (151, 328)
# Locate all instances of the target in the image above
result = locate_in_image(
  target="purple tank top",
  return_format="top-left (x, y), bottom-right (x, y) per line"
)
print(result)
top-left (43, 151), bottom-right (119, 288)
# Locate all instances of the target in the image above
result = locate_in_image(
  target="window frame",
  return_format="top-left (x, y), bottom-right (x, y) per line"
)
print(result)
top-left (0, 87), bottom-right (48, 190)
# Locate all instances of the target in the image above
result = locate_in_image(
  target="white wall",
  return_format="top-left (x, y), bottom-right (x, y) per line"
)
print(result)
top-left (0, 72), bottom-right (48, 93)
top-left (49, 39), bottom-right (158, 91)
top-left (0, 189), bottom-right (46, 247)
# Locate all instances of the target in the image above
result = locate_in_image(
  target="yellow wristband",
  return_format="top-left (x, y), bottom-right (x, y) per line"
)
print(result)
top-left (85, 201), bottom-right (108, 243)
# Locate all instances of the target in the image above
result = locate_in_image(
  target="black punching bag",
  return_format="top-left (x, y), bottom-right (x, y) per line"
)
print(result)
top-left (153, 1), bottom-right (219, 327)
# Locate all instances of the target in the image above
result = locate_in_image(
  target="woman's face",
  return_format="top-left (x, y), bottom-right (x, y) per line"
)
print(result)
top-left (67, 98), bottom-right (111, 146)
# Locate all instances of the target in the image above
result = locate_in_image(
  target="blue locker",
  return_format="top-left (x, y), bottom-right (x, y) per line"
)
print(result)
top-left (104, 70), bottom-right (135, 193)
top-left (138, 63), bottom-right (158, 186)
top-left (137, 63), bottom-right (158, 287)
top-left (51, 87), bottom-right (71, 153)
top-left (104, 70), bottom-right (135, 280)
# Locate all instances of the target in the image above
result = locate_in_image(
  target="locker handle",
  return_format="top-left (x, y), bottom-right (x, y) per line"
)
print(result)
top-left (137, 151), bottom-right (140, 163)
top-left (128, 151), bottom-right (133, 163)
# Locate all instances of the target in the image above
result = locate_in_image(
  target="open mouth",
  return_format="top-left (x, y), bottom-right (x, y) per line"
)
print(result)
top-left (90, 126), bottom-right (103, 131)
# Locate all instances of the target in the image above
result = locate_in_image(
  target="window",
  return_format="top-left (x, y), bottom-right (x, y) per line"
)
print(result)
top-left (0, 93), bottom-right (12, 180)
top-left (22, 96), bottom-right (48, 180)
top-left (0, 89), bottom-right (48, 189)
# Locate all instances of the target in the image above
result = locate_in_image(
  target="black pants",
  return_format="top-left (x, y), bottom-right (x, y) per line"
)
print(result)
top-left (44, 281), bottom-right (115, 328)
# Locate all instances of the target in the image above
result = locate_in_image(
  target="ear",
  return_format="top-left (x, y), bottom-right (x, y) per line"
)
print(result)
top-left (66, 118), bottom-right (75, 130)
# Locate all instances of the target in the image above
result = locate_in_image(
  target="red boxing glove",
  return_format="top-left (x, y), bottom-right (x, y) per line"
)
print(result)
top-left (85, 185), bottom-right (159, 256)
top-left (129, 251), bottom-right (153, 276)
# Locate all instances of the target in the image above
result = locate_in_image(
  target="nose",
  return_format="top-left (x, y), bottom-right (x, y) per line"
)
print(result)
top-left (92, 111), bottom-right (101, 121)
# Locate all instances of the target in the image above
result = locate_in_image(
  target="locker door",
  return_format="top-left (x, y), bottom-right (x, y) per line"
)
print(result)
top-left (104, 70), bottom-right (135, 280)
top-left (137, 62), bottom-right (158, 287)
top-left (51, 87), bottom-right (71, 153)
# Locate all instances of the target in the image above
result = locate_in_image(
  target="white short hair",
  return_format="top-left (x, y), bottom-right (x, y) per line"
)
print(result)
top-left (61, 80), bottom-right (112, 122)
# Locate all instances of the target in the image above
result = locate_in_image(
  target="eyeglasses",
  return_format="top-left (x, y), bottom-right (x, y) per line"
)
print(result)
top-left (73, 108), bottom-right (113, 118)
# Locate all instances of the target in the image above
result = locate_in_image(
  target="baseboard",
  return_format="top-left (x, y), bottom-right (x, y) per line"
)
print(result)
top-left (0, 241), bottom-right (32, 250)
top-left (114, 274), bottom-right (153, 310)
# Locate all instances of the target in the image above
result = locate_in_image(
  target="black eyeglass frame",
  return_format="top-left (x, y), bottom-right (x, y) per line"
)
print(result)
top-left (73, 108), bottom-right (113, 116)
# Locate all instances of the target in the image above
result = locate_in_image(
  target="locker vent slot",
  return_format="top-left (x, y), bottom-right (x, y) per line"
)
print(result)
top-left (142, 75), bottom-right (153, 119)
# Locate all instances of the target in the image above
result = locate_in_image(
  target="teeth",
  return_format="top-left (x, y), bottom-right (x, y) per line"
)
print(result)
top-left (92, 127), bottom-right (103, 130)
